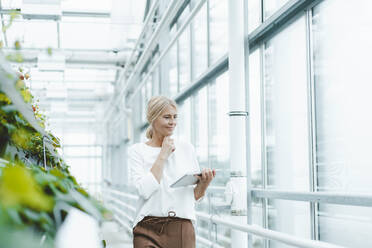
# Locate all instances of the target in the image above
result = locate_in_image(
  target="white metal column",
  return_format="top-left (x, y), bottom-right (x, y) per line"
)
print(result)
top-left (228, 0), bottom-right (249, 247)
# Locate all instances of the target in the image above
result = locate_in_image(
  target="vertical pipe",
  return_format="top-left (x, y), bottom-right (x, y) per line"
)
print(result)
top-left (228, 0), bottom-right (249, 247)
top-left (244, 0), bottom-right (253, 247)
top-left (259, 1), bottom-right (268, 246)
top-left (261, 42), bottom-right (269, 248)
top-left (306, 7), bottom-right (319, 241)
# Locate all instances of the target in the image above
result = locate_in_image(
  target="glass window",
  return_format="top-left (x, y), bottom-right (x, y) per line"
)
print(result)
top-left (313, 0), bottom-right (372, 194)
top-left (63, 146), bottom-right (102, 157)
top-left (5, 19), bottom-right (58, 48)
top-left (264, 0), bottom-right (290, 20)
top-left (146, 78), bottom-right (152, 100)
top-left (192, 87), bottom-right (208, 168)
top-left (318, 204), bottom-right (372, 248)
top-left (61, 0), bottom-right (111, 12)
top-left (268, 199), bottom-right (311, 248)
top-left (249, 49), bottom-right (263, 188)
top-left (64, 68), bottom-right (117, 82)
top-left (177, 98), bottom-right (192, 144)
top-left (205, 76), bottom-right (232, 245)
top-left (62, 132), bottom-right (96, 145)
top-left (60, 17), bottom-right (112, 49)
top-left (252, 197), bottom-right (265, 247)
top-left (133, 93), bottom-right (143, 139)
top-left (248, 0), bottom-right (262, 33)
top-left (264, 15), bottom-right (310, 191)
top-left (0, 0), bottom-right (21, 9)
top-left (178, 26), bottom-right (191, 91)
top-left (61, 129), bottom-right (102, 196)
top-left (141, 85), bottom-right (147, 123)
top-left (177, 5), bottom-right (191, 91)
top-left (312, 1), bottom-right (372, 246)
top-left (191, 3), bottom-right (208, 80)
top-left (168, 42), bottom-right (178, 96)
top-left (208, 0), bottom-right (228, 64)
top-left (152, 67), bottom-right (160, 96)
top-left (208, 72), bottom-right (230, 185)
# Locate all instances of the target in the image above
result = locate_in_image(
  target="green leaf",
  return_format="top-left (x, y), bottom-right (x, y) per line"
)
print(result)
top-left (1, 105), bottom-right (18, 114)
top-left (7, 208), bottom-right (23, 225)
top-left (22, 208), bottom-right (41, 222)
top-left (0, 164), bottom-right (54, 211)
top-left (49, 168), bottom-right (66, 179)
top-left (14, 114), bottom-right (28, 126)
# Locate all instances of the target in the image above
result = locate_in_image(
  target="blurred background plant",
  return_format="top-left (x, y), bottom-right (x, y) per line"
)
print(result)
top-left (0, 12), bottom-right (111, 247)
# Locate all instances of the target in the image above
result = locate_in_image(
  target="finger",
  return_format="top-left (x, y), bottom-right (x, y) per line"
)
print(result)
top-left (205, 169), bottom-right (210, 181)
top-left (212, 169), bottom-right (216, 177)
top-left (207, 169), bottom-right (213, 181)
top-left (202, 169), bottom-right (207, 181)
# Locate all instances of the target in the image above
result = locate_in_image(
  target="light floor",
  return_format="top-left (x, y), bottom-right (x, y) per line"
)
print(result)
top-left (101, 221), bottom-right (133, 248)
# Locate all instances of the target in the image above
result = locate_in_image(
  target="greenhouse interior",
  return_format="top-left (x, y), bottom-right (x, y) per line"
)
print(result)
top-left (0, 0), bottom-right (371, 247)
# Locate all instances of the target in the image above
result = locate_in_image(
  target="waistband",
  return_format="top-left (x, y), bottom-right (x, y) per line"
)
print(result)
top-left (138, 211), bottom-right (191, 234)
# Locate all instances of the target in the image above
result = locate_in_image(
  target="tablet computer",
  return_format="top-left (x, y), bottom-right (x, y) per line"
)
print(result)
top-left (170, 173), bottom-right (201, 188)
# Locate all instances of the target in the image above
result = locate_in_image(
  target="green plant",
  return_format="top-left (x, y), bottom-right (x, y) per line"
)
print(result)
top-left (0, 17), bottom-right (111, 247)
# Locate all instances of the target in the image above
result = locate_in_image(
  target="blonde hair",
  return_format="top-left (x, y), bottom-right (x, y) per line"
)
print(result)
top-left (146, 96), bottom-right (177, 139)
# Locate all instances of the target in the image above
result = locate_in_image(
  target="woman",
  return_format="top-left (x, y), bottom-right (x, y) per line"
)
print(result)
top-left (128, 95), bottom-right (215, 248)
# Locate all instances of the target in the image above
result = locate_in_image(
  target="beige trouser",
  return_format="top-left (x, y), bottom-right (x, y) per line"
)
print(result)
top-left (133, 215), bottom-right (196, 248)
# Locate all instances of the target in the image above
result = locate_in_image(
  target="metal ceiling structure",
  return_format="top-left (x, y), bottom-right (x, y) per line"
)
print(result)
top-left (0, 0), bottom-right (146, 129)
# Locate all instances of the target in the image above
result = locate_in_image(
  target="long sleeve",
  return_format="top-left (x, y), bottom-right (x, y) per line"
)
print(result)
top-left (128, 145), bottom-right (160, 200)
top-left (130, 141), bottom-right (201, 228)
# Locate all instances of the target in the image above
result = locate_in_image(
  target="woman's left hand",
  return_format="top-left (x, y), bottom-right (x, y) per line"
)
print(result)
top-left (194, 168), bottom-right (216, 200)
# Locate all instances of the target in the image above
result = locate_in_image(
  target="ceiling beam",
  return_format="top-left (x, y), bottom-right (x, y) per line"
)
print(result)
top-left (62, 11), bottom-right (110, 18)
top-left (0, 9), bottom-right (110, 18)
top-left (2, 47), bottom-right (130, 53)
top-left (16, 60), bottom-right (124, 70)
top-left (29, 80), bottom-right (114, 83)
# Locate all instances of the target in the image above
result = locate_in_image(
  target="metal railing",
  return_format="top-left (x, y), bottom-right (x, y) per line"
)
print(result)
top-left (196, 235), bottom-right (224, 248)
top-left (197, 186), bottom-right (372, 208)
top-left (103, 187), bottom-right (139, 201)
top-left (104, 194), bottom-right (137, 213)
top-left (101, 187), bottom-right (348, 248)
top-left (252, 189), bottom-right (372, 207)
top-left (196, 212), bottom-right (344, 248)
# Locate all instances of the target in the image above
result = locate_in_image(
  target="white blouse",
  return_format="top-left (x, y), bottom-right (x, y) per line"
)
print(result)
top-left (128, 140), bottom-right (201, 228)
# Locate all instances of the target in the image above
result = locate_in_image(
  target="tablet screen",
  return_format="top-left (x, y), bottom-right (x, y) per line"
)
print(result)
top-left (170, 174), bottom-right (199, 188)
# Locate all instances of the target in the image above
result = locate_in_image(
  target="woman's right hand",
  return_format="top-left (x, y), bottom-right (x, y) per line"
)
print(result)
top-left (160, 136), bottom-right (175, 159)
